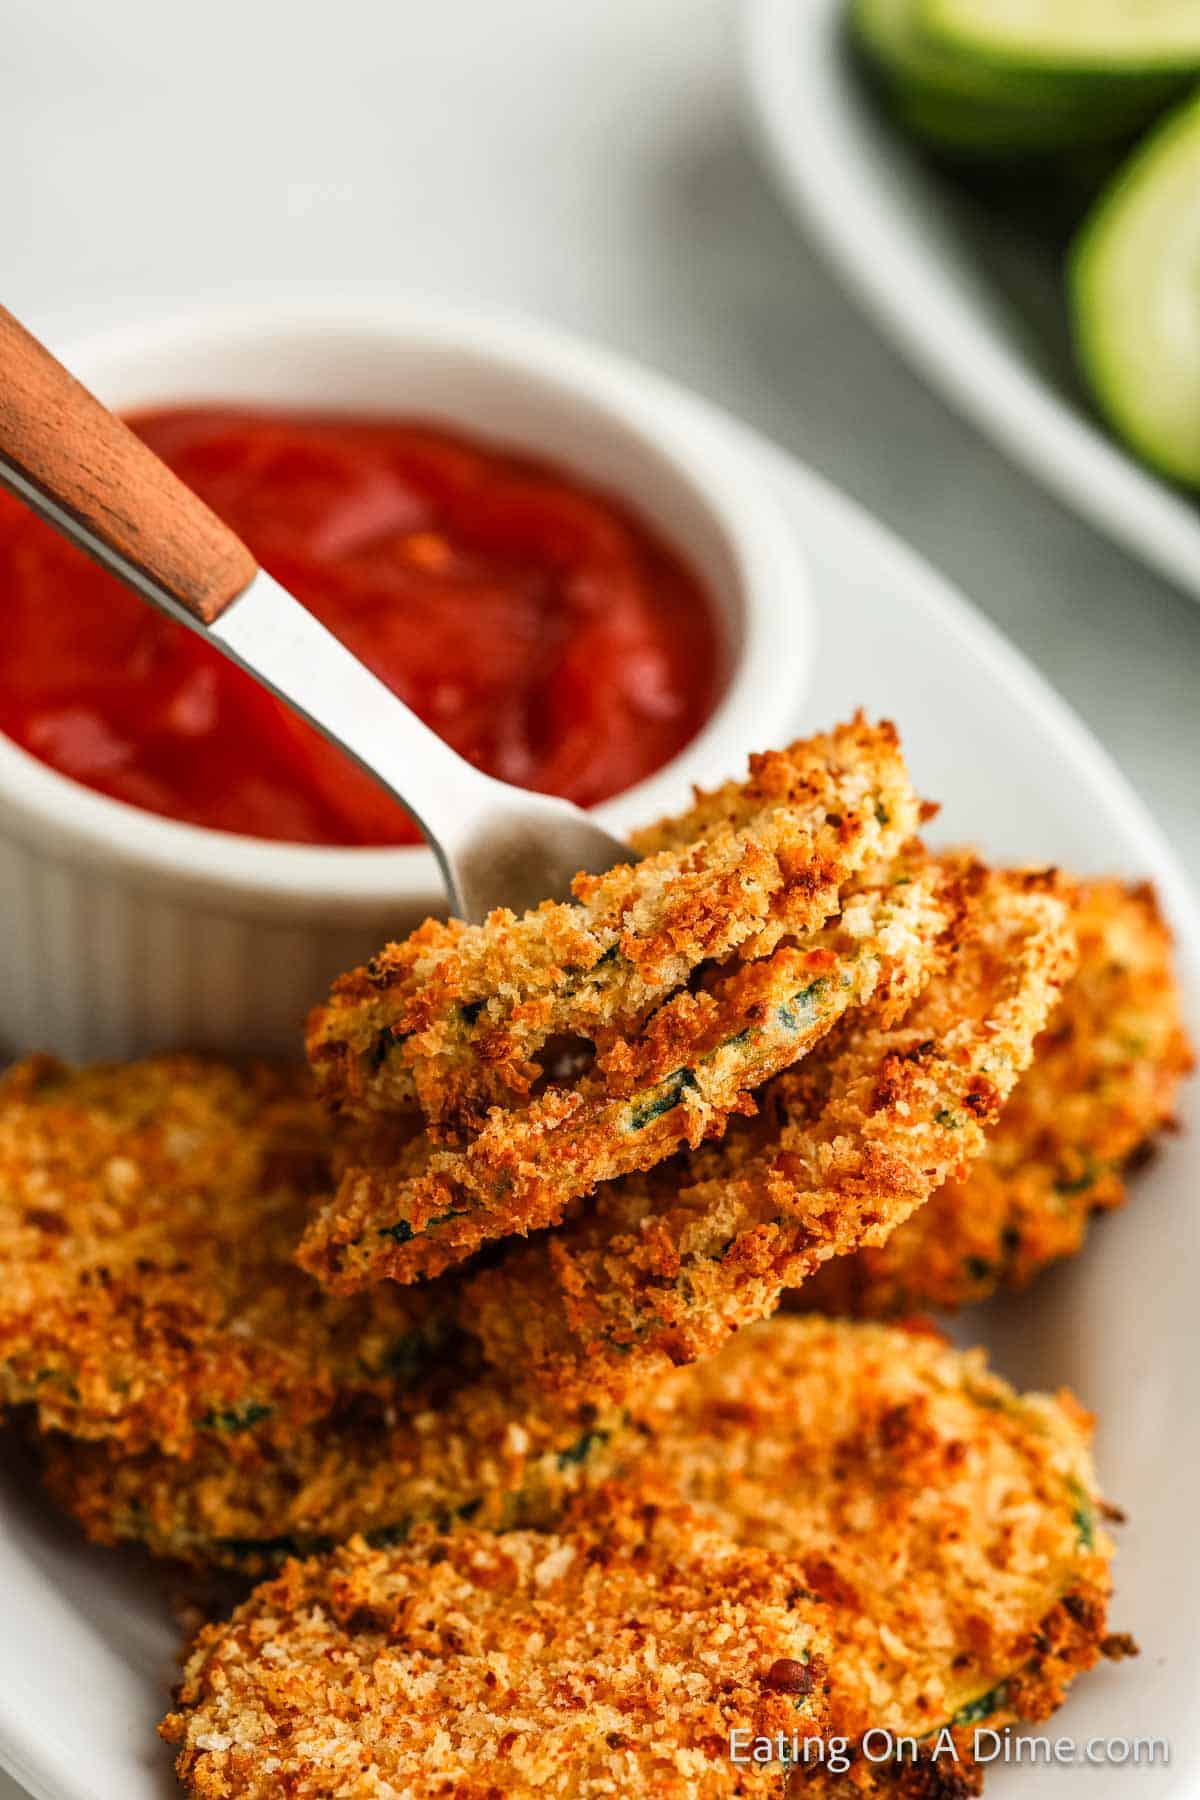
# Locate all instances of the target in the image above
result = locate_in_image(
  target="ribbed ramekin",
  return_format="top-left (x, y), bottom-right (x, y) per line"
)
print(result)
top-left (0, 302), bottom-right (813, 1061)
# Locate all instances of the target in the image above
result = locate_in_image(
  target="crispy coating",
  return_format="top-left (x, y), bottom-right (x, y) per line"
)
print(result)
top-left (298, 855), bottom-right (954, 1290)
top-left (615, 1316), bottom-right (1119, 1792)
top-left (161, 1483), bottom-right (832, 1798)
top-left (306, 716), bottom-right (919, 1133)
top-left (157, 1319), bottom-right (1119, 1799)
top-left (0, 1056), bottom-right (451, 1456)
top-left (800, 879), bottom-right (1193, 1317)
top-left (462, 865), bottom-right (1076, 1407)
top-left (41, 1353), bottom-right (625, 1572)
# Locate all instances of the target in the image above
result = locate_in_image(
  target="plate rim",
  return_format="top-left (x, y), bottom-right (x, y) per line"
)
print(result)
top-left (1, 341), bottom-right (1197, 1800)
top-left (739, 0), bottom-right (1200, 603)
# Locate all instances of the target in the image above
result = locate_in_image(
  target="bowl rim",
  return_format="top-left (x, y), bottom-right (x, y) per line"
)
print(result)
top-left (739, 0), bottom-right (1200, 604)
top-left (0, 298), bottom-right (813, 912)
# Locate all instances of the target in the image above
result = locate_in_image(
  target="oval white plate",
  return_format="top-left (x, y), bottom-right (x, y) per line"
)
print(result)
top-left (0, 353), bottom-right (1196, 1800)
top-left (741, 0), bottom-right (1200, 602)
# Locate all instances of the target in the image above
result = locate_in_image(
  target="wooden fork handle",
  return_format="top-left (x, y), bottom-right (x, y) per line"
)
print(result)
top-left (0, 306), bottom-right (257, 623)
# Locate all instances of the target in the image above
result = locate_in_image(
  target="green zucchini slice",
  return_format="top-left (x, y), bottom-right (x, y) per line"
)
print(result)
top-left (853, 0), bottom-right (1184, 148)
top-left (1070, 93), bottom-right (1200, 487)
top-left (922, 0), bottom-right (1200, 76)
top-left (892, 86), bottom-right (1156, 153)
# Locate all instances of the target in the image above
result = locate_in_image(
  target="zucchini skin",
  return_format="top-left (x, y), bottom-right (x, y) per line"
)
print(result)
top-left (921, 0), bottom-right (1200, 79)
top-left (852, 0), bottom-right (1190, 154)
top-left (1069, 93), bottom-right (1200, 488)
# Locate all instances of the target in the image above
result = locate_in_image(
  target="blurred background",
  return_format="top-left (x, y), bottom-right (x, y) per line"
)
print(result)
top-left (4, 0), bottom-right (1198, 878)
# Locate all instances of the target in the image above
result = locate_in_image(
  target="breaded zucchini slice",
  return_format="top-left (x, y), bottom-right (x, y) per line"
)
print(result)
top-left (463, 865), bottom-right (1076, 1405)
top-left (161, 1483), bottom-right (831, 1799)
top-left (0, 1056), bottom-right (450, 1456)
top-left (800, 878), bottom-right (1193, 1316)
top-left (306, 715), bottom-right (919, 1132)
top-left (41, 1352), bottom-right (624, 1573)
top-left (620, 1316), bottom-right (1123, 1789)
top-left (297, 854), bottom-right (955, 1289)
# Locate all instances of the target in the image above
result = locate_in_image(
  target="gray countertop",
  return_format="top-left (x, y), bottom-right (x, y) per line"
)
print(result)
top-left (0, 3), bottom-right (1196, 1788)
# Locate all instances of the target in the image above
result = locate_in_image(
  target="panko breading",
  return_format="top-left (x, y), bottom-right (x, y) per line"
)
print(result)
top-left (41, 1354), bottom-right (625, 1572)
top-left (0, 1056), bottom-right (450, 1456)
top-left (306, 716), bottom-right (919, 1133)
top-left (800, 879), bottom-right (1193, 1317)
top-left (616, 1316), bottom-right (1121, 1792)
top-left (161, 1484), bottom-right (832, 1799)
top-left (298, 855), bottom-right (955, 1291)
top-left (463, 865), bottom-right (1076, 1407)
top-left (156, 1320), bottom-right (1121, 1800)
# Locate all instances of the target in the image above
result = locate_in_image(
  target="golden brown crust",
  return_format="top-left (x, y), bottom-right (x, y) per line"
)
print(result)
top-left (0, 1056), bottom-right (451, 1456)
top-left (617, 1319), bottom-right (1114, 1753)
top-left (463, 866), bottom-right (1076, 1407)
top-left (786, 1581), bottom-right (1118, 1798)
top-left (161, 1484), bottom-right (833, 1798)
top-left (798, 879), bottom-right (1193, 1317)
top-left (41, 1355), bottom-right (625, 1572)
top-left (298, 854), bottom-right (955, 1290)
top-left (306, 716), bottom-right (920, 1133)
top-left (156, 1319), bottom-right (1121, 1798)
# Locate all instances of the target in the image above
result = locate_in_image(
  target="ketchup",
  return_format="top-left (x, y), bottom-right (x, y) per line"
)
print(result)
top-left (0, 409), bottom-right (723, 846)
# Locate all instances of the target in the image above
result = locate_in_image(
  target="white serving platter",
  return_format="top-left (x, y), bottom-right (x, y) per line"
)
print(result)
top-left (741, 0), bottom-right (1200, 603)
top-left (0, 346), bottom-right (1196, 1799)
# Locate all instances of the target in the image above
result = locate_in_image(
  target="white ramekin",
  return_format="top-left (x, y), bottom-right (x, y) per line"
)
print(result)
top-left (0, 302), bottom-right (813, 1061)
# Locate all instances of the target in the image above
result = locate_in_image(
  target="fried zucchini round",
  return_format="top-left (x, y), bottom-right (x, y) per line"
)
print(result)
top-left (41, 1353), bottom-right (624, 1573)
top-left (156, 1318), bottom-right (1121, 1798)
top-left (622, 1315), bottom-right (1122, 1790)
top-left (306, 715), bottom-right (919, 1134)
top-left (800, 878), bottom-right (1193, 1317)
top-left (161, 1483), bottom-right (832, 1798)
top-left (463, 865), bottom-right (1077, 1406)
top-left (298, 854), bottom-right (954, 1290)
top-left (0, 1056), bottom-right (448, 1456)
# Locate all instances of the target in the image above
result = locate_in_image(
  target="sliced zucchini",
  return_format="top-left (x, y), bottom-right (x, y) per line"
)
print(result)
top-left (853, 0), bottom-right (1185, 150)
top-left (892, 86), bottom-right (1155, 153)
top-left (854, 0), bottom-right (1118, 101)
top-left (1070, 93), bottom-right (1200, 487)
top-left (922, 0), bottom-right (1200, 76)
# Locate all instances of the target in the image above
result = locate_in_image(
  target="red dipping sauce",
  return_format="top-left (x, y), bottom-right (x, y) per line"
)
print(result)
top-left (0, 409), bottom-right (723, 846)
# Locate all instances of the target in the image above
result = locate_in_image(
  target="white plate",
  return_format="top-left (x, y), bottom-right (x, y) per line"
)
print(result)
top-left (1, 354), bottom-right (1197, 1800)
top-left (741, 0), bottom-right (1200, 603)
